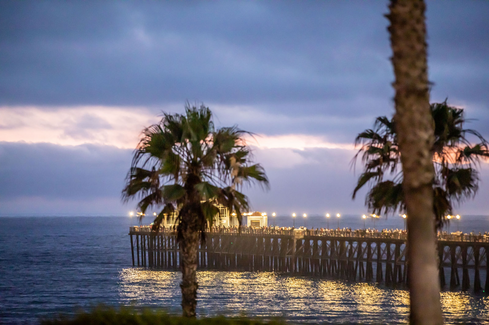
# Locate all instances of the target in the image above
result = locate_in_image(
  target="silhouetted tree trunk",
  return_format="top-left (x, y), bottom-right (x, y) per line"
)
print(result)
top-left (387, 0), bottom-right (443, 324)
top-left (180, 216), bottom-right (200, 317)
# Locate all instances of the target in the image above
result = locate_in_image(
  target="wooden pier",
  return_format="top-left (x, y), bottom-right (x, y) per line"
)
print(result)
top-left (129, 227), bottom-right (489, 292)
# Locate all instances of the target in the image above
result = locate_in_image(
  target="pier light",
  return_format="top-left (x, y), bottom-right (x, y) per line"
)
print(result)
top-left (303, 213), bottom-right (307, 228)
top-left (326, 213), bottom-right (330, 229)
top-left (303, 213), bottom-right (307, 218)
top-left (336, 213), bottom-right (341, 229)
top-left (129, 211), bottom-right (134, 217)
top-left (272, 212), bottom-right (276, 217)
top-left (401, 214), bottom-right (407, 231)
top-left (370, 214), bottom-right (380, 229)
top-left (362, 214), bottom-right (367, 229)
top-left (445, 215), bottom-right (453, 234)
top-left (153, 212), bottom-right (157, 216)
top-left (292, 213), bottom-right (296, 228)
top-left (456, 214), bottom-right (461, 232)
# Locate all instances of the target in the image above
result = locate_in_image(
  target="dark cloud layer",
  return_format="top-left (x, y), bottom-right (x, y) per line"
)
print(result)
top-left (1, 142), bottom-right (487, 216)
top-left (3, 1), bottom-right (486, 112)
top-left (0, 1), bottom-right (390, 110)
top-left (0, 141), bottom-right (367, 215)
top-left (1, 1), bottom-right (488, 128)
top-left (0, 141), bottom-right (131, 200)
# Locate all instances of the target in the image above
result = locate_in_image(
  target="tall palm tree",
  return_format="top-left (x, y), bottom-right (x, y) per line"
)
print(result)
top-left (353, 101), bottom-right (488, 227)
top-left (387, 0), bottom-right (441, 323)
top-left (122, 104), bottom-right (269, 317)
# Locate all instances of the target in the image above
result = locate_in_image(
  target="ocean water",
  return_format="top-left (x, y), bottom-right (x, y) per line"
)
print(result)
top-left (1, 216), bottom-right (488, 324)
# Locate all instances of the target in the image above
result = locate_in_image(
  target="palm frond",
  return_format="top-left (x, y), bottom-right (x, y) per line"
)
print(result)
top-left (352, 171), bottom-right (382, 199)
top-left (137, 191), bottom-right (163, 214)
top-left (201, 201), bottom-right (220, 227)
top-left (445, 167), bottom-right (478, 201)
top-left (161, 184), bottom-right (186, 202)
top-left (457, 144), bottom-right (489, 165)
top-left (195, 182), bottom-right (220, 200)
top-left (366, 180), bottom-right (405, 216)
top-left (433, 187), bottom-right (451, 228)
top-left (236, 164), bottom-right (270, 190)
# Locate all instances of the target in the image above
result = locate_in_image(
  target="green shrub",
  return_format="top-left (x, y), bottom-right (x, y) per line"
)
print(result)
top-left (40, 306), bottom-right (287, 325)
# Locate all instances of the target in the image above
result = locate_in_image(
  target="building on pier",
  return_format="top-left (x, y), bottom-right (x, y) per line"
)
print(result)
top-left (152, 206), bottom-right (269, 228)
top-left (243, 211), bottom-right (268, 227)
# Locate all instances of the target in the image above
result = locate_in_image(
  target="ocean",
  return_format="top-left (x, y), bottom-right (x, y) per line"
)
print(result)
top-left (1, 215), bottom-right (488, 324)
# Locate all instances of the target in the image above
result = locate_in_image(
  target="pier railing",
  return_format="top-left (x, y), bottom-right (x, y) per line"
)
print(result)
top-left (129, 225), bottom-right (489, 243)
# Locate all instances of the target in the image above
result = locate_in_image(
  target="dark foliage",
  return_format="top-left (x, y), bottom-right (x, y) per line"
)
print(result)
top-left (352, 100), bottom-right (488, 228)
top-left (40, 306), bottom-right (286, 325)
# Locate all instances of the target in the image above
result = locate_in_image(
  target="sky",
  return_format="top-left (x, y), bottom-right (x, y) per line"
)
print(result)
top-left (1, 1), bottom-right (488, 217)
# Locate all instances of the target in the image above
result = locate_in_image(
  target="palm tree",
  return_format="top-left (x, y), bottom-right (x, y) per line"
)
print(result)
top-left (353, 100), bottom-right (488, 227)
top-left (122, 104), bottom-right (269, 317)
top-left (386, 1), bottom-right (443, 322)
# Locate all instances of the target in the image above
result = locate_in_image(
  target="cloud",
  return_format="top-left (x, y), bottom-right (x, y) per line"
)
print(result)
top-left (0, 1), bottom-right (392, 109)
top-left (246, 150), bottom-right (366, 215)
top-left (0, 196), bottom-right (127, 217)
top-left (1, 141), bottom-right (488, 216)
top-left (0, 106), bottom-right (155, 148)
top-left (0, 141), bottom-right (364, 216)
top-left (251, 148), bottom-right (310, 169)
top-left (210, 101), bottom-right (388, 143)
top-left (251, 134), bottom-right (353, 151)
top-left (246, 147), bottom-right (489, 216)
top-left (0, 141), bottom-right (131, 201)
top-left (0, 105), bottom-right (365, 148)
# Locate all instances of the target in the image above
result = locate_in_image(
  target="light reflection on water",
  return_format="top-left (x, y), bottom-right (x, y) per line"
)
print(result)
top-left (118, 269), bottom-right (489, 324)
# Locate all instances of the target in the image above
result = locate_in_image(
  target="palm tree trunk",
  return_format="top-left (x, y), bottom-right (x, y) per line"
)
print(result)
top-left (180, 226), bottom-right (200, 317)
top-left (387, 1), bottom-right (443, 324)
